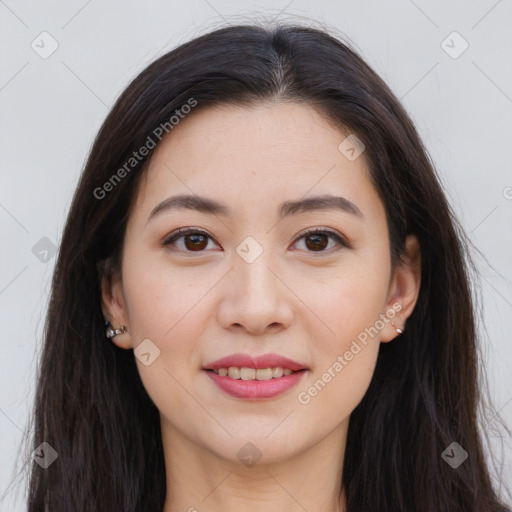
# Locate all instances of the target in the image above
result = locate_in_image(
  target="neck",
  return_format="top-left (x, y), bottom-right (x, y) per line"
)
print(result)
top-left (161, 417), bottom-right (348, 512)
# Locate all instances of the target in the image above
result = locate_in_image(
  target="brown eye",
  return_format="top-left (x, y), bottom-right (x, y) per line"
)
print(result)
top-left (304, 232), bottom-right (329, 251)
top-left (162, 228), bottom-right (217, 253)
top-left (183, 233), bottom-right (208, 251)
top-left (293, 228), bottom-right (348, 254)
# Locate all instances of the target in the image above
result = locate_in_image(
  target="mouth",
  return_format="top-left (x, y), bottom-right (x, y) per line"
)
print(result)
top-left (205, 366), bottom-right (305, 380)
top-left (202, 366), bottom-right (308, 400)
top-left (202, 353), bottom-right (309, 400)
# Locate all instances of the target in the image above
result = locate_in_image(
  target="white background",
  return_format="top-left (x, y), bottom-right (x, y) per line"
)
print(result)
top-left (1, 0), bottom-right (511, 509)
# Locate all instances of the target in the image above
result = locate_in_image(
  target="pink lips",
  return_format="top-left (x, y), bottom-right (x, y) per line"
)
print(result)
top-left (203, 353), bottom-right (307, 372)
top-left (202, 353), bottom-right (308, 400)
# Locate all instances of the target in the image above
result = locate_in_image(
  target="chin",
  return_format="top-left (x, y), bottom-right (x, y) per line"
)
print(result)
top-left (203, 432), bottom-right (310, 467)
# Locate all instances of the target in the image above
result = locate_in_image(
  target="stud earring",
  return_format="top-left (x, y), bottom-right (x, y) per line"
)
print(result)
top-left (391, 321), bottom-right (403, 334)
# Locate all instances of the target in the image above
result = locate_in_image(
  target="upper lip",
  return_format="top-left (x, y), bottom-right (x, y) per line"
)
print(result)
top-left (203, 353), bottom-right (308, 371)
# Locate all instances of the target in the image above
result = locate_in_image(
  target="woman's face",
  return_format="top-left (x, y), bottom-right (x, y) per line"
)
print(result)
top-left (102, 102), bottom-right (420, 465)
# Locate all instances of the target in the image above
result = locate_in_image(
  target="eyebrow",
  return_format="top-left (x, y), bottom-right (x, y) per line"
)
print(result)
top-left (146, 193), bottom-right (363, 225)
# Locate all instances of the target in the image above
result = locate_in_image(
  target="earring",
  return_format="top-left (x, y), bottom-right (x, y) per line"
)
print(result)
top-left (391, 321), bottom-right (403, 335)
top-left (105, 320), bottom-right (127, 339)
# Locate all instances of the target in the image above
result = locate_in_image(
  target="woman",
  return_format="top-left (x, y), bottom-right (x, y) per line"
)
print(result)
top-left (20, 23), bottom-right (509, 511)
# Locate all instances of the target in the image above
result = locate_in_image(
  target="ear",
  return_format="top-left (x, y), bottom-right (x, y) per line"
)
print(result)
top-left (380, 234), bottom-right (422, 343)
top-left (99, 260), bottom-right (132, 350)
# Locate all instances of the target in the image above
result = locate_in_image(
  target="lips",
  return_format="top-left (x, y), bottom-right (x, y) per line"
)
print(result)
top-left (202, 353), bottom-right (308, 400)
top-left (203, 353), bottom-right (307, 372)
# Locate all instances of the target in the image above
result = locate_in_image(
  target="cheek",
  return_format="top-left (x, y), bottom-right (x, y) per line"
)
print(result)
top-left (305, 254), bottom-right (390, 350)
top-left (294, 279), bottom-right (384, 430)
top-left (121, 254), bottom-right (208, 421)
top-left (293, 255), bottom-right (388, 421)
top-left (121, 248), bottom-right (211, 341)
top-left (119, 252), bottom-right (208, 410)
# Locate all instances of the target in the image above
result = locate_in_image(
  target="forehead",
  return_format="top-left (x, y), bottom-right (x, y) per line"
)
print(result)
top-left (133, 102), bottom-right (384, 224)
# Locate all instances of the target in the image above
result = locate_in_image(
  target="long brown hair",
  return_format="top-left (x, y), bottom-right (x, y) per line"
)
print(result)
top-left (13, 22), bottom-right (510, 511)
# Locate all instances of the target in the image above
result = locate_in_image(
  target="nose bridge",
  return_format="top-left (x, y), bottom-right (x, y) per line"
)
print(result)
top-left (233, 235), bottom-right (279, 301)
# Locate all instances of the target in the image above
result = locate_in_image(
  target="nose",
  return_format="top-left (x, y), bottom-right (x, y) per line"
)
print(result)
top-left (216, 248), bottom-right (294, 337)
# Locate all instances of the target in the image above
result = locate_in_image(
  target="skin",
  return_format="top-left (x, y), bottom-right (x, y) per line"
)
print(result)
top-left (101, 102), bottom-right (421, 512)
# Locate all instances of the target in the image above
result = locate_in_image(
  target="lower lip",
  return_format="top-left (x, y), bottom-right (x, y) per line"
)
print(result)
top-left (204, 369), bottom-right (307, 400)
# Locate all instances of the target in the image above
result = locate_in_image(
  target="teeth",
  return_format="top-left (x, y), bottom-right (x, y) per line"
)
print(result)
top-left (255, 368), bottom-right (273, 381)
top-left (272, 367), bottom-right (284, 378)
top-left (227, 367), bottom-right (240, 379)
top-left (240, 367), bottom-right (256, 380)
top-left (212, 366), bottom-right (297, 380)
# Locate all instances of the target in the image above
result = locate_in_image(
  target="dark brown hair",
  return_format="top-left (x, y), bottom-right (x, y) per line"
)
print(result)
top-left (13, 22), bottom-right (510, 511)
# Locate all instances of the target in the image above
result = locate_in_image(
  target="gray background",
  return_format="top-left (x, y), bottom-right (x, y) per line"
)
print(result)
top-left (1, 0), bottom-right (511, 509)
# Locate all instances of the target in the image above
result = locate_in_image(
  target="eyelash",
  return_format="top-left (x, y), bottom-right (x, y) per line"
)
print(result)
top-left (161, 227), bottom-right (350, 255)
